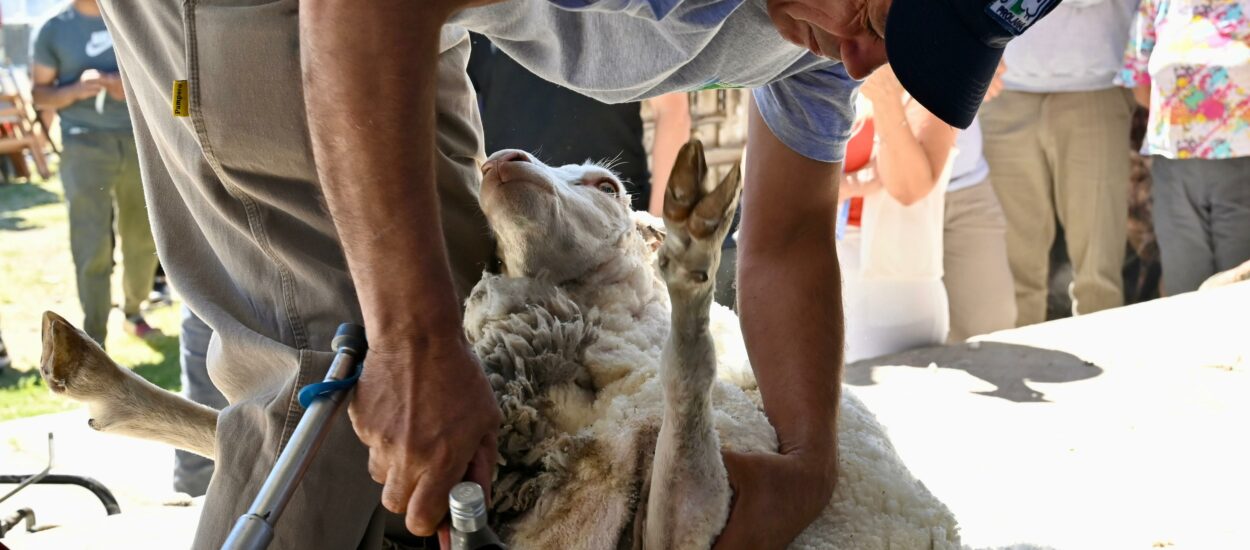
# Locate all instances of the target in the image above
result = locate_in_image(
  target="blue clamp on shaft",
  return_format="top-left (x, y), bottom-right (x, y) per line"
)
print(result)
top-left (223, 322), bottom-right (368, 550)
top-left (297, 369), bottom-right (362, 409)
top-left (297, 323), bottom-right (368, 409)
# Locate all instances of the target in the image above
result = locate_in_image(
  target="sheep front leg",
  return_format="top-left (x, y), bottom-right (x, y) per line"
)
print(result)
top-left (646, 140), bottom-right (742, 549)
top-left (39, 311), bottom-right (219, 458)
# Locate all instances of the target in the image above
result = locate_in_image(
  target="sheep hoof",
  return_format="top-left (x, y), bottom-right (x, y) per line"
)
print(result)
top-left (38, 311), bottom-right (125, 403)
top-left (658, 139), bottom-right (742, 292)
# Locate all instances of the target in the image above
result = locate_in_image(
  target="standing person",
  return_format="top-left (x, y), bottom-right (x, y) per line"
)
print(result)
top-left (95, 0), bottom-right (1058, 547)
top-left (30, 0), bottom-right (156, 346)
top-left (837, 65), bottom-right (957, 362)
top-left (980, 0), bottom-right (1139, 326)
top-left (1119, 0), bottom-right (1250, 295)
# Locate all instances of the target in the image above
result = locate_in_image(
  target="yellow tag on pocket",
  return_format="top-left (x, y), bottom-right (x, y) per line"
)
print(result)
top-left (171, 80), bottom-right (189, 117)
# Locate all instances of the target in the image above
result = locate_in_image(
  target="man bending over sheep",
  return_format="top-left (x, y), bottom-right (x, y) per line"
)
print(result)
top-left (94, 0), bottom-right (1058, 547)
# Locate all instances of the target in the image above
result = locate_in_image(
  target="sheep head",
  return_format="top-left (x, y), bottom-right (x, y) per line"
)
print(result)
top-left (479, 149), bottom-right (641, 283)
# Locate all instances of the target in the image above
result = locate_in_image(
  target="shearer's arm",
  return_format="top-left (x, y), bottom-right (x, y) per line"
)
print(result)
top-left (299, 2), bottom-right (501, 536)
top-left (713, 101), bottom-right (842, 549)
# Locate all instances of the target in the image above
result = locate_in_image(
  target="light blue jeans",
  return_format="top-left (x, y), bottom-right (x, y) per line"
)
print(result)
top-left (173, 305), bottom-right (227, 496)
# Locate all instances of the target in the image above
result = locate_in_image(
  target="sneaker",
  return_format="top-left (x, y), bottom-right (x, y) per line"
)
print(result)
top-left (125, 315), bottom-right (156, 339)
top-left (0, 335), bottom-right (11, 370)
top-left (149, 275), bottom-right (173, 307)
top-left (148, 287), bottom-right (173, 308)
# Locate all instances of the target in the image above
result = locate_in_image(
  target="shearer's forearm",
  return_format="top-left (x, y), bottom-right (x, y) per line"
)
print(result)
top-left (738, 103), bottom-right (842, 473)
top-left (300, 4), bottom-right (463, 350)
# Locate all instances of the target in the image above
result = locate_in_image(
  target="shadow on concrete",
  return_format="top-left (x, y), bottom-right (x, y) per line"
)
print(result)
top-left (845, 342), bottom-right (1103, 403)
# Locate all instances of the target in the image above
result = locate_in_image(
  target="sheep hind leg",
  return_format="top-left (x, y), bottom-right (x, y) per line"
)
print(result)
top-left (645, 139), bottom-right (742, 549)
top-left (39, 311), bottom-right (219, 458)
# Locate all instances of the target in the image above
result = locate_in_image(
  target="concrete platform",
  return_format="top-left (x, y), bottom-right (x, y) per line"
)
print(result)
top-left (847, 282), bottom-right (1249, 549)
top-left (3, 284), bottom-right (1245, 549)
top-left (0, 410), bottom-right (201, 549)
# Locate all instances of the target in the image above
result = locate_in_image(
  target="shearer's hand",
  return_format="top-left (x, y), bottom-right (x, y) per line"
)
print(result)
top-left (349, 335), bottom-right (501, 536)
top-left (712, 449), bottom-right (836, 550)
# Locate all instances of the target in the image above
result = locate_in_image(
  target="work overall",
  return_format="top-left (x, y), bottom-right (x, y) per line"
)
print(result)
top-left (97, 2), bottom-right (494, 547)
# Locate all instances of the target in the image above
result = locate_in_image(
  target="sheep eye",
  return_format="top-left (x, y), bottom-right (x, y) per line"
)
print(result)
top-left (594, 179), bottom-right (618, 195)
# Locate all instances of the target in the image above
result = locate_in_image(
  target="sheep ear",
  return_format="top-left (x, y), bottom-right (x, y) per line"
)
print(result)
top-left (632, 211), bottom-right (666, 253)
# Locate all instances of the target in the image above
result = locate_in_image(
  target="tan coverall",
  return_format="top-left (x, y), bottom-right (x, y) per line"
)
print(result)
top-left (98, 2), bottom-right (494, 547)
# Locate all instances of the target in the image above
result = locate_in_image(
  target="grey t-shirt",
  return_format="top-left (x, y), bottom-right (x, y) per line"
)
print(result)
top-left (32, 7), bottom-right (132, 134)
top-left (452, 0), bottom-right (860, 163)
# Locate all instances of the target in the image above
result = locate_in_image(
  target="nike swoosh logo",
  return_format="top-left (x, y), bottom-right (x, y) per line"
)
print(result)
top-left (85, 31), bottom-right (113, 58)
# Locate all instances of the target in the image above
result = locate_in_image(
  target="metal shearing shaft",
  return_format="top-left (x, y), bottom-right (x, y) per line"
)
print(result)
top-left (222, 323), bottom-right (367, 550)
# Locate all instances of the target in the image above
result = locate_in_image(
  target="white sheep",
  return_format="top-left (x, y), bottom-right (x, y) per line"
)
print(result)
top-left (38, 140), bottom-right (960, 549)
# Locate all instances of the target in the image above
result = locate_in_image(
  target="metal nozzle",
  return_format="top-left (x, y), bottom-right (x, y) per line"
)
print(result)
top-left (449, 482), bottom-right (488, 533)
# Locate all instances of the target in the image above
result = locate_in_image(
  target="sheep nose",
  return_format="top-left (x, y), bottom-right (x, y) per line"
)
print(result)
top-left (483, 150), bottom-right (531, 175)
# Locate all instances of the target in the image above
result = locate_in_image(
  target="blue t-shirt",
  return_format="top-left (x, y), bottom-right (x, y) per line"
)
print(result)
top-left (31, 7), bottom-right (132, 134)
top-left (452, 0), bottom-right (859, 163)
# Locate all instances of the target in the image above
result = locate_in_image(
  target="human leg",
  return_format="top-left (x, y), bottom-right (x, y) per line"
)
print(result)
top-left (942, 181), bottom-right (1016, 342)
top-left (1207, 157), bottom-right (1250, 276)
top-left (1048, 88), bottom-right (1132, 315)
top-left (174, 305), bottom-right (227, 496)
top-left (113, 135), bottom-right (159, 322)
top-left (1151, 157), bottom-right (1216, 295)
top-left (981, 91), bottom-right (1054, 327)
top-left (60, 133), bottom-right (119, 345)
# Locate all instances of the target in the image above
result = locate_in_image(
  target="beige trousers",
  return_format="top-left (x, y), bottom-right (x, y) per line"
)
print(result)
top-left (942, 181), bottom-right (1016, 342)
top-left (980, 88), bottom-right (1133, 326)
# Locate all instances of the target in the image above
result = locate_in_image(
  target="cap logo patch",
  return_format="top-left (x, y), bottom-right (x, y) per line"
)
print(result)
top-left (986, 0), bottom-right (1055, 35)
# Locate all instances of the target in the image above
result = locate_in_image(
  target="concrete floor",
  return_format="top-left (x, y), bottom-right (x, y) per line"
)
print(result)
top-left (3, 283), bottom-right (1246, 549)
top-left (0, 410), bottom-right (202, 549)
top-left (847, 281), bottom-right (1249, 549)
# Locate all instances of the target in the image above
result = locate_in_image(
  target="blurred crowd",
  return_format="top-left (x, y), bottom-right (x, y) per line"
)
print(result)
top-left (834, 0), bottom-right (1250, 361)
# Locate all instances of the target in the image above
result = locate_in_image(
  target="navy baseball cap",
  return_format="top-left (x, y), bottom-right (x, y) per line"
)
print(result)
top-left (884, 0), bottom-right (1062, 129)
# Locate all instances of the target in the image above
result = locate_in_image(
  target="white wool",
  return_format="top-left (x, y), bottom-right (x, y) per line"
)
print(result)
top-left (709, 302), bottom-right (755, 389)
top-left (709, 304), bottom-right (962, 549)
top-left (466, 213), bottom-right (960, 548)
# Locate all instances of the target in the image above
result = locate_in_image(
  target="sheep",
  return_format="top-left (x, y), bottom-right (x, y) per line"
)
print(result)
top-left (37, 139), bottom-right (960, 549)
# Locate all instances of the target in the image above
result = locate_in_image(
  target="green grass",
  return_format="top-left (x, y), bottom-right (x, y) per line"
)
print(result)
top-left (0, 172), bottom-right (183, 422)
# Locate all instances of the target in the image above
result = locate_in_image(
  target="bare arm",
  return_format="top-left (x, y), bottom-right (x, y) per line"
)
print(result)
top-left (860, 66), bottom-right (956, 206)
top-left (1133, 84), bottom-right (1150, 108)
top-left (30, 63), bottom-right (100, 111)
top-left (300, 1), bottom-right (500, 536)
top-left (647, 92), bottom-right (692, 216)
top-left (714, 100), bottom-right (841, 549)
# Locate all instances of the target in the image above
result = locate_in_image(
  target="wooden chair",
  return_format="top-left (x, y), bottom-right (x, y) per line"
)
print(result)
top-left (0, 66), bottom-right (53, 181)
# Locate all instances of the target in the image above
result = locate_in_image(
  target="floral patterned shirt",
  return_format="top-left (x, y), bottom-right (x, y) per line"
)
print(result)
top-left (1118, 0), bottom-right (1250, 159)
